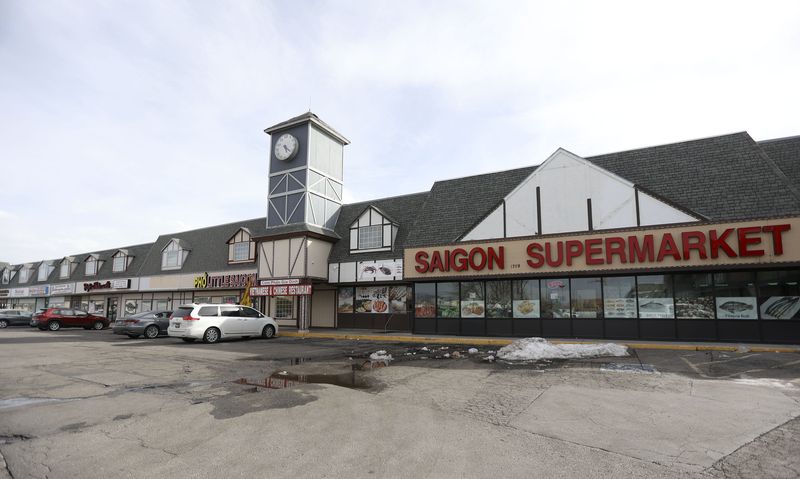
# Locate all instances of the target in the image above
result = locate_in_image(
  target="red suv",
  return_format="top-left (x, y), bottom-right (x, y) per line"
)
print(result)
top-left (33, 308), bottom-right (109, 331)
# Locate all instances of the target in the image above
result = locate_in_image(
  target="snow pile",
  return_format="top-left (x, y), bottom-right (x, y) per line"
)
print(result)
top-left (496, 337), bottom-right (628, 361)
top-left (733, 378), bottom-right (797, 390)
top-left (467, 348), bottom-right (479, 355)
top-left (369, 350), bottom-right (393, 362)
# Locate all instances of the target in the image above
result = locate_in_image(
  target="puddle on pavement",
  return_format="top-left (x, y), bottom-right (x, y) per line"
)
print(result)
top-left (235, 369), bottom-right (367, 390)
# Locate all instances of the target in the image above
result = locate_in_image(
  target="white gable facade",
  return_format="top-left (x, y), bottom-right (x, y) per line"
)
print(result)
top-left (462, 149), bottom-right (699, 241)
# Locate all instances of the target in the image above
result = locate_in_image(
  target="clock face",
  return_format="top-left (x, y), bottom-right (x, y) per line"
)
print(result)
top-left (274, 133), bottom-right (299, 161)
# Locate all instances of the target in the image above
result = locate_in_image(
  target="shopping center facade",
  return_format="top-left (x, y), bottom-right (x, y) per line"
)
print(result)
top-left (2, 113), bottom-right (799, 342)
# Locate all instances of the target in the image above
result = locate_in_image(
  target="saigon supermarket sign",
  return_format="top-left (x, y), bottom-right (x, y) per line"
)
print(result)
top-left (404, 217), bottom-right (800, 278)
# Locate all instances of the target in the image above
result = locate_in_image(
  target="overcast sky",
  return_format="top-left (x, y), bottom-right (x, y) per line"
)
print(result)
top-left (1, 0), bottom-right (799, 264)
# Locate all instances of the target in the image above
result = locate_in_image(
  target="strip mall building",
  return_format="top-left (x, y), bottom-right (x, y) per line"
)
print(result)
top-left (2, 113), bottom-right (799, 343)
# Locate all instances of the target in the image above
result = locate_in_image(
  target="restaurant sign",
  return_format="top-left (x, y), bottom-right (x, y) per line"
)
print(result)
top-left (83, 279), bottom-right (131, 292)
top-left (404, 218), bottom-right (800, 278)
top-left (194, 272), bottom-right (256, 289)
top-left (250, 284), bottom-right (313, 296)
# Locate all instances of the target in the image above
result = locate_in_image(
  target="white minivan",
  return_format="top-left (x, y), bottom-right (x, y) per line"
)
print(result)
top-left (168, 304), bottom-right (278, 344)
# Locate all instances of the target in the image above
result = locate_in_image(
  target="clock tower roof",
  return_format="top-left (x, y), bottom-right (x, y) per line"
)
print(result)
top-left (264, 111), bottom-right (350, 145)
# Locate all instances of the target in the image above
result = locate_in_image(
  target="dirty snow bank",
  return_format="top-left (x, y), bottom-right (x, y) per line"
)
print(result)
top-left (369, 350), bottom-right (393, 362)
top-left (496, 337), bottom-right (628, 361)
top-left (733, 378), bottom-right (797, 390)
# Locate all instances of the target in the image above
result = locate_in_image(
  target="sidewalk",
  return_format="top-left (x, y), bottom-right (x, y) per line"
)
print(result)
top-left (279, 327), bottom-right (800, 353)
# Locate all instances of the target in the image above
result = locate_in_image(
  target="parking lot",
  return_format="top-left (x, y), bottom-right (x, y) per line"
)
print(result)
top-left (1, 328), bottom-right (799, 479)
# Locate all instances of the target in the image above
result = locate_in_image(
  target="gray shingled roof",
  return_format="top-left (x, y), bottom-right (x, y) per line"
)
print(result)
top-left (587, 132), bottom-right (800, 221)
top-left (404, 166), bottom-right (538, 247)
top-left (258, 223), bottom-right (340, 240)
top-left (328, 192), bottom-right (430, 263)
top-left (137, 218), bottom-right (269, 276)
top-left (759, 135), bottom-right (800, 189)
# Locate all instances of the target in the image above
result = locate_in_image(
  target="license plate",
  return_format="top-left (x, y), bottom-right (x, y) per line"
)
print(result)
top-left (174, 322), bottom-right (180, 328)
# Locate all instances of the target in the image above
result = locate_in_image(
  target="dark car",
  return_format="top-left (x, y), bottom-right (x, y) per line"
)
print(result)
top-left (33, 308), bottom-right (109, 331)
top-left (0, 309), bottom-right (33, 328)
top-left (113, 310), bottom-right (172, 339)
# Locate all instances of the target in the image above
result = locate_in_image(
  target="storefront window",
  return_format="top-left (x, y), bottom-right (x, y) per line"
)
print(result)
top-left (757, 270), bottom-right (800, 320)
top-left (275, 296), bottom-right (294, 318)
top-left (571, 277), bottom-right (602, 319)
top-left (512, 280), bottom-right (540, 318)
top-left (541, 279), bottom-right (570, 318)
top-left (637, 275), bottom-right (674, 319)
top-left (388, 286), bottom-right (410, 313)
top-left (603, 276), bottom-right (636, 318)
top-left (714, 272), bottom-right (757, 320)
top-left (140, 300), bottom-right (152, 312)
top-left (437, 282), bottom-right (459, 318)
top-left (194, 296), bottom-right (212, 304)
top-left (337, 288), bottom-right (354, 313)
top-left (155, 300), bottom-right (169, 311)
top-left (674, 273), bottom-right (714, 319)
top-left (415, 283), bottom-right (436, 318)
top-left (485, 281), bottom-right (512, 318)
top-left (459, 282), bottom-right (485, 318)
top-left (222, 296), bottom-right (237, 304)
top-left (90, 301), bottom-right (105, 315)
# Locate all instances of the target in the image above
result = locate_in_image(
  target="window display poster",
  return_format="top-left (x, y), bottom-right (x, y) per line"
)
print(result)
top-left (355, 286), bottom-right (389, 313)
top-left (512, 299), bottom-right (540, 318)
top-left (124, 300), bottom-right (137, 315)
top-left (716, 297), bottom-right (758, 320)
top-left (337, 288), bottom-right (354, 313)
top-left (357, 260), bottom-right (402, 281)
top-left (638, 298), bottom-right (674, 318)
top-left (759, 296), bottom-right (800, 320)
top-left (604, 297), bottom-right (637, 318)
top-left (388, 286), bottom-right (409, 313)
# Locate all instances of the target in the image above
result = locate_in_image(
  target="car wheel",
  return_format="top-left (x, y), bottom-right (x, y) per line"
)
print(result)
top-left (181, 338), bottom-right (196, 343)
top-left (261, 325), bottom-right (276, 339)
top-left (144, 325), bottom-right (159, 339)
top-left (48, 321), bottom-right (61, 331)
top-left (203, 327), bottom-right (221, 344)
top-left (0, 320), bottom-right (8, 329)
top-left (93, 321), bottom-right (104, 330)
top-left (127, 334), bottom-right (140, 339)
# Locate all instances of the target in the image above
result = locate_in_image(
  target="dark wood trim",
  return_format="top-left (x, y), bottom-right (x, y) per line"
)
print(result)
top-left (502, 200), bottom-right (507, 238)
top-left (587, 198), bottom-right (593, 231)
top-left (536, 186), bottom-right (542, 234)
top-left (634, 187), bottom-right (641, 227)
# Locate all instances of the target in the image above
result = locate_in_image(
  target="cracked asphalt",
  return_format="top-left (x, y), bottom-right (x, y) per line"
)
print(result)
top-left (0, 328), bottom-right (799, 478)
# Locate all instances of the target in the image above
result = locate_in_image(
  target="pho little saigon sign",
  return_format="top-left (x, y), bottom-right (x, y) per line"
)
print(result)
top-left (404, 218), bottom-right (800, 279)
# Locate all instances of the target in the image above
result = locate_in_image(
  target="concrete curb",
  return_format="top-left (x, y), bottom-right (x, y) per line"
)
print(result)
top-left (279, 331), bottom-right (800, 353)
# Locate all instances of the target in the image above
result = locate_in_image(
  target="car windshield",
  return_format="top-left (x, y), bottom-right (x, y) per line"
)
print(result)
top-left (170, 307), bottom-right (194, 319)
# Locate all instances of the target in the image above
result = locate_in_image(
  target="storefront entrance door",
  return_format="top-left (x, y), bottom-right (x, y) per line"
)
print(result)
top-left (107, 298), bottom-right (118, 321)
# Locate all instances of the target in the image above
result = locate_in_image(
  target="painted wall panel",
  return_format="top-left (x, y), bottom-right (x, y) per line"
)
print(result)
top-left (339, 262), bottom-right (356, 283)
top-left (505, 179), bottom-right (538, 237)
top-left (289, 237), bottom-right (306, 276)
top-left (273, 239), bottom-right (291, 277)
top-left (328, 263), bottom-right (339, 283)
top-left (307, 240), bottom-right (333, 279)
top-left (639, 191), bottom-right (697, 226)
top-left (462, 206), bottom-right (504, 241)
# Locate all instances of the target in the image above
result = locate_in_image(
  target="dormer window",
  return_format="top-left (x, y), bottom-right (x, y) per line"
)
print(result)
top-left (162, 239), bottom-right (189, 270)
top-left (227, 228), bottom-right (255, 263)
top-left (349, 206), bottom-right (399, 253)
top-left (38, 262), bottom-right (54, 282)
top-left (85, 256), bottom-right (98, 276)
top-left (59, 258), bottom-right (72, 279)
top-left (1, 268), bottom-right (9, 284)
top-left (112, 250), bottom-right (130, 273)
top-left (19, 266), bottom-right (30, 283)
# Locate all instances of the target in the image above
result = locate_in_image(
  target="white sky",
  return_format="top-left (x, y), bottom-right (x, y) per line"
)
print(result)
top-left (1, 0), bottom-right (799, 264)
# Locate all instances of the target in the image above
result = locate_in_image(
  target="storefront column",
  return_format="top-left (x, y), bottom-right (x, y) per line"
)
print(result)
top-left (298, 295), bottom-right (310, 331)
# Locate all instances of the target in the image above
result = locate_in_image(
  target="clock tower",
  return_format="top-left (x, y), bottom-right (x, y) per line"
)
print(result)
top-left (264, 112), bottom-right (350, 230)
